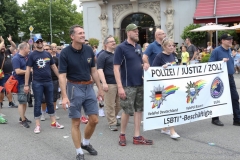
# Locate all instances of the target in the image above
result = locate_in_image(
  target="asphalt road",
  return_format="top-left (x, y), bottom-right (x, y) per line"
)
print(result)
top-left (1, 75), bottom-right (240, 160)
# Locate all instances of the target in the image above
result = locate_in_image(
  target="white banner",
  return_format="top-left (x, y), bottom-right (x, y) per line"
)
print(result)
top-left (143, 61), bottom-right (232, 131)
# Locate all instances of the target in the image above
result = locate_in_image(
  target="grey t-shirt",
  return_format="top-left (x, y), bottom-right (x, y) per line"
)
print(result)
top-left (187, 44), bottom-right (197, 59)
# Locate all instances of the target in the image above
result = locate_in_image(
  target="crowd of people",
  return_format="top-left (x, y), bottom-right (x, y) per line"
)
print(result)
top-left (0, 23), bottom-right (240, 160)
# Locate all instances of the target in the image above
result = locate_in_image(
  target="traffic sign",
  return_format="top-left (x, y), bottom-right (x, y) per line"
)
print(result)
top-left (29, 25), bottom-right (34, 32)
top-left (28, 39), bottom-right (33, 45)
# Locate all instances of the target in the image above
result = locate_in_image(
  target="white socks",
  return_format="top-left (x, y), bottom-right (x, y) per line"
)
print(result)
top-left (82, 138), bottom-right (90, 146)
top-left (76, 148), bottom-right (83, 155)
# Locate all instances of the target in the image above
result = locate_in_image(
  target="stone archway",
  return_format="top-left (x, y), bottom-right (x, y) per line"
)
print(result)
top-left (112, 1), bottom-right (161, 41)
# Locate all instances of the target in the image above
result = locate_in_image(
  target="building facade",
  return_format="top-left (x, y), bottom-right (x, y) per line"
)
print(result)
top-left (81, 0), bottom-right (198, 48)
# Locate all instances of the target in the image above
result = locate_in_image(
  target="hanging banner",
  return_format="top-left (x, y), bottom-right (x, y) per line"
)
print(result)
top-left (143, 61), bottom-right (232, 131)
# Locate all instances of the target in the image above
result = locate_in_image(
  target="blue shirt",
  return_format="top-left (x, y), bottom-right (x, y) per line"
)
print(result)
top-left (113, 40), bottom-right (143, 87)
top-left (233, 53), bottom-right (240, 65)
top-left (152, 52), bottom-right (177, 66)
top-left (12, 53), bottom-right (28, 85)
top-left (27, 50), bottom-right (54, 82)
top-left (59, 44), bottom-right (95, 81)
top-left (209, 46), bottom-right (234, 74)
top-left (143, 41), bottom-right (162, 66)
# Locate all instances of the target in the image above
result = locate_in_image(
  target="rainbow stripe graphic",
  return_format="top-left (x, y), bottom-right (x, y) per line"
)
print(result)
top-left (152, 85), bottom-right (179, 109)
top-left (211, 79), bottom-right (220, 90)
top-left (44, 58), bottom-right (50, 62)
top-left (186, 80), bottom-right (206, 103)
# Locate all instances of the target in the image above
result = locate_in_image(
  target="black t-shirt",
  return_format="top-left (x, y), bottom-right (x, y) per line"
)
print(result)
top-left (51, 56), bottom-right (58, 81)
top-left (59, 44), bottom-right (95, 81)
top-left (0, 49), bottom-right (13, 73)
top-left (152, 52), bottom-right (177, 66)
top-left (97, 50), bottom-right (116, 84)
top-left (27, 50), bottom-right (54, 82)
top-left (187, 44), bottom-right (197, 59)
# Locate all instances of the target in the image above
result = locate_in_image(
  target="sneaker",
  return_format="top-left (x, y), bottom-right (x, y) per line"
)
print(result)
top-left (34, 125), bottom-right (41, 134)
top-left (161, 129), bottom-right (170, 135)
top-left (116, 115), bottom-right (121, 119)
top-left (9, 102), bottom-right (18, 108)
top-left (0, 116), bottom-right (7, 124)
top-left (59, 100), bottom-right (62, 105)
top-left (98, 108), bottom-right (105, 117)
top-left (28, 103), bottom-right (33, 107)
top-left (76, 153), bottom-right (85, 160)
top-left (119, 134), bottom-right (126, 146)
top-left (81, 116), bottom-right (88, 124)
top-left (55, 115), bottom-right (60, 120)
top-left (109, 125), bottom-right (118, 131)
top-left (51, 122), bottom-right (64, 129)
top-left (19, 117), bottom-right (32, 123)
top-left (21, 120), bottom-right (30, 128)
top-left (40, 114), bottom-right (46, 121)
top-left (81, 143), bottom-right (98, 155)
top-left (170, 133), bottom-right (180, 139)
top-left (116, 118), bottom-right (121, 126)
top-left (133, 136), bottom-right (153, 145)
top-left (56, 105), bottom-right (59, 110)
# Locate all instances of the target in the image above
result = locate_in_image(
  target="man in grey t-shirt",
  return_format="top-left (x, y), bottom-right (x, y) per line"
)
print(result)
top-left (185, 37), bottom-right (197, 60)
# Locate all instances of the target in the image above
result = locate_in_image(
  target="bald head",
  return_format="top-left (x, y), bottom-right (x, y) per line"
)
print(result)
top-left (155, 28), bottom-right (166, 42)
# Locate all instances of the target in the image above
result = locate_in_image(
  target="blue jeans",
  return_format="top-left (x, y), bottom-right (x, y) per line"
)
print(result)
top-left (32, 81), bottom-right (55, 119)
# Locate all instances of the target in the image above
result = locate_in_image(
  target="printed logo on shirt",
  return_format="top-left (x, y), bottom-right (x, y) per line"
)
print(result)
top-left (36, 58), bottom-right (50, 68)
top-left (87, 58), bottom-right (92, 63)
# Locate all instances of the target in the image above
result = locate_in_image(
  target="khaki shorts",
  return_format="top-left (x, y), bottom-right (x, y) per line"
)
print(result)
top-left (120, 86), bottom-right (143, 114)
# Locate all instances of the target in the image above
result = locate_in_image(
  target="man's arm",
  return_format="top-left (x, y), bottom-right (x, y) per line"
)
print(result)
top-left (0, 36), bottom-right (4, 49)
top-left (51, 64), bottom-right (59, 78)
top-left (97, 69), bottom-right (108, 91)
top-left (7, 35), bottom-right (16, 52)
top-left (113, 65), bottom-right (126, 99)
top-left (142, 54), bottom-right (150, 70)
top-left (91, 67), bottom-right (104, 98)
top-left (15, 68), bottom-right (26, 75)
top-left (59, 73), bottom-right (67, 99)
top-left (23, 66), bottom-right (31, 93)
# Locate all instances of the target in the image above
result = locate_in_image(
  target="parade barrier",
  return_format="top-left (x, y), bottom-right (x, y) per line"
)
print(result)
top-left (143, 61), bottom-right (232, 131)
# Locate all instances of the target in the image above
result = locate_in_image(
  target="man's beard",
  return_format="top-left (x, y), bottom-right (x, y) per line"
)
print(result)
top-left (130, 36), bottom-right (139, 43)
top-left (0, 49), bottom-right (5, 53)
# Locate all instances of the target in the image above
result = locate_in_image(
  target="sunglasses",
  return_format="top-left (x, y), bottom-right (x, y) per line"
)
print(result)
top-left (36, 40), bottom-right (43, 43)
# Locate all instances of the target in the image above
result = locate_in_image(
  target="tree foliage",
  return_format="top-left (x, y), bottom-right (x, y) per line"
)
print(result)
top-left (88, 38), bottom-right (99, 47)
top-left (218, 30), bottom-right (239, 42)
top-left (19, 0), bottom-right (83, 44)
top-left (0, 0), bottom-right (23, 44)
top-left (181, 24), bottom-right (206, 46)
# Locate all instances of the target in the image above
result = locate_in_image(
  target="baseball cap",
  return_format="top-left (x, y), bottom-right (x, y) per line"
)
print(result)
top-left (33, 34), bottom-right (43, 42)
top-left (220, 33), bottom-right (233, 40)
top-left (126, 24), bottom-right (140, 32)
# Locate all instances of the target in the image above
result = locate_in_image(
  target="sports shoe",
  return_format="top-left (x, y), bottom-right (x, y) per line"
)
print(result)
top-left (81, 143), bottom-right (98, 155)
top-left (9, 102), bottom-right (18, 108)
top-left (133, 136), bottom-right (153, 145)
top-left (55, 113), bottom-right (60, 120)
top-left (81, 116), bottom-right (88, 124)
top-left (116, 115), bottom-right (121, 119)
top-left (21, 120), bottom-right (30, 128)
top-left (59, 100), bottom-right (62, 105)
top-left (170, 133), bottom-right (180, 139)
top-left (161, 129), bottom-right (170, 135)
top-left (40, 114), bottom-right (46, 121)
top-left (51, 122), bottom-right (64, 129)
top-left (0, 116), bottom-right (7, 124)
top-left (116, 118), bottom-right (121, 126)
top-left (34, 125), bottom-right (41, 134)
top-left (119, 134), bottom-right (126, 146)
top-left (109, 125), bottom-right (118, 131)
top-left (28, 103), bottom-right (33, 107)
top-left (98, 108), bottom-right (105, 117)
top-left (19, 117), bottom-right (32, 123)
top-left (56, 105), bottom-right (59, 110)
top-left (76, 153), bottom-right (85, 160)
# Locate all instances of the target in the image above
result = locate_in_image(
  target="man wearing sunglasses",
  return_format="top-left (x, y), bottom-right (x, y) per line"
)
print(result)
top-left (24, 34), bottom-right (64, 134)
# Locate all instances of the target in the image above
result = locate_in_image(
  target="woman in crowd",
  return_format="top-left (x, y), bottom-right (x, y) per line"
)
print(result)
top-left (152, 38), bottom-right (180, 139)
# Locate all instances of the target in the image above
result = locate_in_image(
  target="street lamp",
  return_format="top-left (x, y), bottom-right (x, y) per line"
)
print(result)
top-left (50, 0), bottom-right (52, 44)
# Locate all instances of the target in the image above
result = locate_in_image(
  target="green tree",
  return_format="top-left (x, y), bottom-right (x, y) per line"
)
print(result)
top-left (19, 0), bottom-right (83, 44)
top-left (181, 24), bottom-right (206, 46)
top-left (0, 0), bottom-right (23, 43)
top-left (218, 30), bottom-right (239, 42)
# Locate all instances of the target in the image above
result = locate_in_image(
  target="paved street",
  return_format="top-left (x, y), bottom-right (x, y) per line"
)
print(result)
top-left (1, 75), bottom-right (240, 160)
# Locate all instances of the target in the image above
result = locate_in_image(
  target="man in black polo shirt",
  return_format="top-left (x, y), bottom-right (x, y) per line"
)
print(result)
top-left (59, 25), bottom-right (104, 160)
top-left (114, 24), bottom-right (153, 146)
top-left (0, 35), bottom-right (18, 108)
top-left (97, 35), bottom-right (121, 131)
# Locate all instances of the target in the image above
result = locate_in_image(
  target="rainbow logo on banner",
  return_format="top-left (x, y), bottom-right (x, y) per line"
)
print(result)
top-left (186, 80), bottom-right (206, 103)
top-left (150, 85), bottom-right (179, 109)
